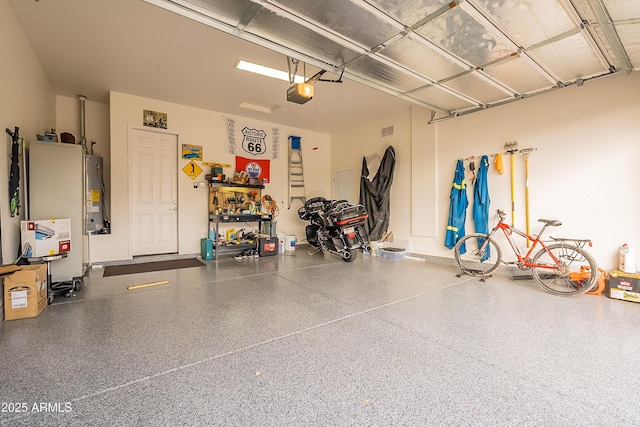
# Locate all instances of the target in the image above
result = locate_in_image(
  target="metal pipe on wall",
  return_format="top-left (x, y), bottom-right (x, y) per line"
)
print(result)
top-left (78, 94), bottom-right (90, 268)
top-left (78, 94), bottom-right (88, 153)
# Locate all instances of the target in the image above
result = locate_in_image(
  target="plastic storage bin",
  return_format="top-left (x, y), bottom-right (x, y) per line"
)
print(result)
top-left (377, 249), bottom-right (406, 260)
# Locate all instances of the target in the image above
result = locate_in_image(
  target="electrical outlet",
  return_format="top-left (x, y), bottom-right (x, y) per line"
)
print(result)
top-left (193, 182), bottom-right (198, 189)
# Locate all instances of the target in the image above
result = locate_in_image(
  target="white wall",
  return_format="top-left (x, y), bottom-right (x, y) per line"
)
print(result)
top-left (89, 91), bottom-right (331, 262)
top-left (0, 0), bottom-right (56, 264)
top-left (333, 71), bottom-right (640, 270)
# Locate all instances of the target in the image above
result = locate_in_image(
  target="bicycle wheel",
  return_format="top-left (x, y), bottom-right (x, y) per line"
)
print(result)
top-left (454, 233), bottom-right (502, 277)
top-left (531, 243), bottom-right (597, 296)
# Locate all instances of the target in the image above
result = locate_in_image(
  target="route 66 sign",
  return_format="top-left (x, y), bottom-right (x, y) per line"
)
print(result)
top-left (241, 127), bottom-right (267, 156)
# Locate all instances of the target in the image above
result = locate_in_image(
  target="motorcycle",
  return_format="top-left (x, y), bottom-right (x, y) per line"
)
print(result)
top-left (297, 197), bottom-right (371, 262)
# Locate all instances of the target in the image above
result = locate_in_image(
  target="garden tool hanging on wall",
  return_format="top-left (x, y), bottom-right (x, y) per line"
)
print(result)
top-left (520, 148), bottom-right (537, 247)
top-left (504, 141), bottom-right (518, 226)
top-left (468, 157), bottom-right (476, 185)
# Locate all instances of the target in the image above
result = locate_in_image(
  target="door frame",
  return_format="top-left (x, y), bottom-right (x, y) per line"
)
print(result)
top-left (127, 125), bottom-right (180, 258)
top-left (332, 167), bottom-right (355, 202)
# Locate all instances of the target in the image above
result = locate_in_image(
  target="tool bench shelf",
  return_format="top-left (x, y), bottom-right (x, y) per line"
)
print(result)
top-left (208, 181), bottom-right (265, 214)
top-left (208, 180), bottom-right (270, 260)
top-left (208, 213), bottom-right (272, 261)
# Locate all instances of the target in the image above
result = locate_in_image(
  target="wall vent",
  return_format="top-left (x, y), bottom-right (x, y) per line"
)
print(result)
top-left (381, 125), bottom-right (394, 137)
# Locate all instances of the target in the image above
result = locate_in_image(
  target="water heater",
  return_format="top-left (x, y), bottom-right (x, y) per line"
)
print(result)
top-left (85, 154), bottom-right (104, 233)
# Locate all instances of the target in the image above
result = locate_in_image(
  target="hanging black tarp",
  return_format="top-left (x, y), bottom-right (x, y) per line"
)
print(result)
top-left (359, 146), bottom-right (395, 241)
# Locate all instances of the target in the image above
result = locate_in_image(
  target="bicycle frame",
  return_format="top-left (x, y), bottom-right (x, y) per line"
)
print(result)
top-left (455, 209), bottom-right (598, 296)
top-left (485, 218), bottom-right (561, 270)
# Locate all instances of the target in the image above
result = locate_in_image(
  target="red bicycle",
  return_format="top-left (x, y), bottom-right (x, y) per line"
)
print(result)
top-left (454, 209), bottom-right (598, 296)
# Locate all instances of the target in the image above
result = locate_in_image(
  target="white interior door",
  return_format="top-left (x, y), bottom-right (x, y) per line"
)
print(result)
top-left (129, 128), bottom-right (178, 256)
top-left (333, 168), bottom-right (354, 202)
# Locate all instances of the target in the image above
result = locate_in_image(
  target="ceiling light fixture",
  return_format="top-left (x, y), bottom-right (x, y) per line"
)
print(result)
top-left (239, 100), bottom-right (280, 114)
top-left (236, 59), bottom-right (305, 83)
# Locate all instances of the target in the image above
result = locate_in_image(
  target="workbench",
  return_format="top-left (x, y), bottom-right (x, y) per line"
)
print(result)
top-left (209, 213), bottom-right (273, 260)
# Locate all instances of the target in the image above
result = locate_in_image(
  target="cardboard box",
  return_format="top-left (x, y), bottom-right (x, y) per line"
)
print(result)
top-left (0, 265), bottom-right (23, 321)
top-left (21, 219), bottom-right (71, 257)
top-left (609, 269), bottom-right (640, 303)
top-left (3, 264), bottom-right (48, 321)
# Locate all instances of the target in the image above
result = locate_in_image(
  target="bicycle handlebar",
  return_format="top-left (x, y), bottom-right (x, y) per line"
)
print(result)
top-left (496, 209), bottom-right (506, 220)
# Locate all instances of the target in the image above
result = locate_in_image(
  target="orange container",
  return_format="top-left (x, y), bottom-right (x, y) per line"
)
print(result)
top-left (569, 266), bottom-right (606, 295)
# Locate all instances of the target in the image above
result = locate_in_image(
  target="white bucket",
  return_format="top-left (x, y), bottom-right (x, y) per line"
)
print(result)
top-left (277, 233), bottom-right (286, 254)
top-left (285, 235), bottom-right (296, 251)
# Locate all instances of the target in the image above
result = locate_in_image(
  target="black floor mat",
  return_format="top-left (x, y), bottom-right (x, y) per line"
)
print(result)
top-left (103, 258), bottom-right (204, 277)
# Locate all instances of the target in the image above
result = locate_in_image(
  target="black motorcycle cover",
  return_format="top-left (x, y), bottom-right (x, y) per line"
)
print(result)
top-left (359, 146), bottom-right (395, 241)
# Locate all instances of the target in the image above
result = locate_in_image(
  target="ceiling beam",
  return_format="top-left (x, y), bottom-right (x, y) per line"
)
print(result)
top-left (584, 0), bottom-right (633, 73)
top-left (236, 2), bottom-right (263, 31)
top-left (558, 0), bottom-right (618, 71)
top-left (463, 0), bottom-right (560, 85)
top-left (410, 0), bottom-right (462, 32)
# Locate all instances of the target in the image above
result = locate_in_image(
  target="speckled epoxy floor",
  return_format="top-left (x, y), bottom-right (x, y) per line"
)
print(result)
top-left (1, 248), bottom-right (639, 426)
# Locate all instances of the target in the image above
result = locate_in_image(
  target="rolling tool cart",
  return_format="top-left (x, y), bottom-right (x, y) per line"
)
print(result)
top-left (43, 254), bottom-right (82, 303)
top-left (27, 254), bottom-right (82, 304)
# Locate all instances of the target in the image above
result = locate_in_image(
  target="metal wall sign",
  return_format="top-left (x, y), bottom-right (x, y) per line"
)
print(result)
top-left (224, 116), bottom-right (280, 159)
top-left (182, 160), bottom-right (203, 180)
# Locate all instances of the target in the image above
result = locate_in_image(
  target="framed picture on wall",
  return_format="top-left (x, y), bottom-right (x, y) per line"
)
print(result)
top-left (182, 144), bottom-right (203, 160)
top-left (143, 110), bottom-right (168, 129)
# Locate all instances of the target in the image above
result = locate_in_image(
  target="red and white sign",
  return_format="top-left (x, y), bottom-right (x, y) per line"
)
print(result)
top-left (236, 156), bottom-right (270, 183)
